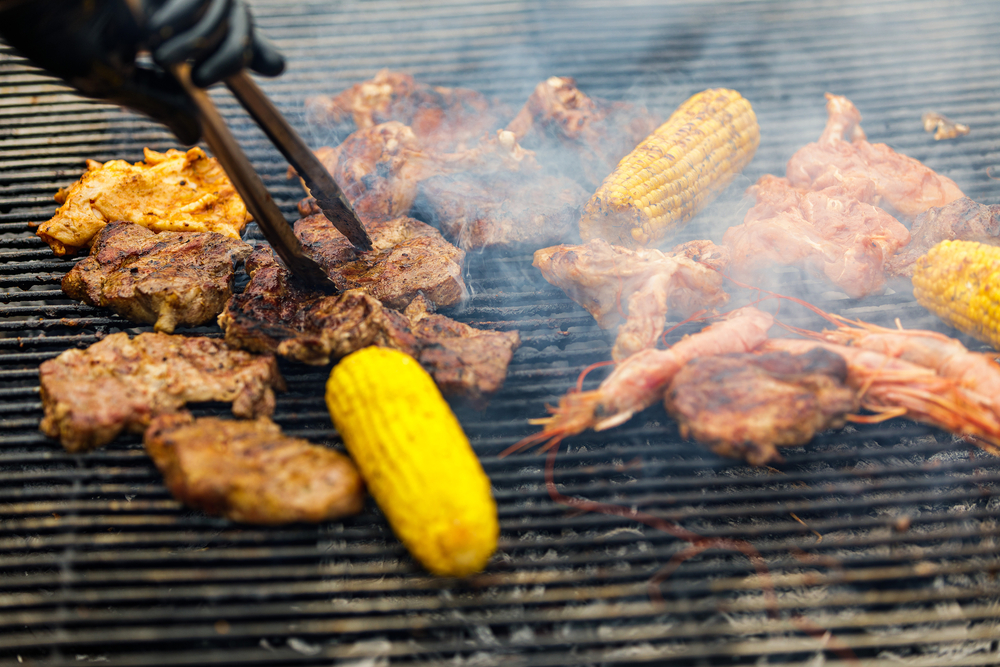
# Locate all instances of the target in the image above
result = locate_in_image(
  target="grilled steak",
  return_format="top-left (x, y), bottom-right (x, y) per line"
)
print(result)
top-left (665, 348), bottom-right (859, 466)
top-left (304, 69), bottom-right (510, 152)
top-left (417, 170), bottom-right (587, 251)
top-left (62, 221), bottom-right (252, 333)
top-left (533, 239), bottom-right (729, 361)
top-left (294, 206), bottom-right (466, 309)
top-left (219, 248), bottom-right (519, 405)
top-left (39, 332), bottom-right (285, 453)
top-left (889, 197), bottom-right (1000, 276)
top-left (38, 147), bottom-right (249, 256)
top-left (144, 413), bottom-right (365, 525)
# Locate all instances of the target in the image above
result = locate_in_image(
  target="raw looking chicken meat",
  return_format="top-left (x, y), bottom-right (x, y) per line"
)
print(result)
top-left (665, 347), bottom-right (859, 466)
top-left (505, 76), bottom-right (660, 189)
top-left (887, 197), bottom-right (1000, 276)
top-left (219, 248), bottom-right (519, 406)
top-left (786, 93), bottom-right (965, 219)
top-left (294, 202), bottom-right (466, 309)
top-left (37, 147), bottom-right (249, 256)
top-left (144, 413), bottom-right (366, 525)
top-left (304, 69), bottom-right (511, 152)
top-left (39, 332), bottom-right (285, 453)
top-left (62, 221), bottom-right (252, 333)
top-left (533, 239), bottom-right (729, 361)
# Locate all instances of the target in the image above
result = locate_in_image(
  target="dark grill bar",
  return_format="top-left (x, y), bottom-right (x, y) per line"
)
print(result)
top-left (3, 0), bottom-right (1000, 664)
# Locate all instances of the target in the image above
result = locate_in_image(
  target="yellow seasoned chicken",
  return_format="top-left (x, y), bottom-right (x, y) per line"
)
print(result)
top-left (37, 147), bottom-right (250, 255)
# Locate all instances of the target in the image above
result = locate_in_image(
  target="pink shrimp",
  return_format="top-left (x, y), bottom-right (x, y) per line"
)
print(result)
top-left (762, 338), bottom-right (1000, 455)
top-left (502, 306), bottom-right (774, 456)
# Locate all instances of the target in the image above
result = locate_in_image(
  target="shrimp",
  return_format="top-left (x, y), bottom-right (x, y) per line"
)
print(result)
top-left (502, 306), bottom-right (774, 456)
top-left (761, 338), bottom-right (1000, 455)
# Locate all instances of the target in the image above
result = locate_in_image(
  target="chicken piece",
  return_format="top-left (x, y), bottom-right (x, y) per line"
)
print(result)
top-left (922, 112), bottom-right (970, 141)
top-left (785, 94), bottom-right (964, 219)
top-left (62, 222), bottom-right (252, 333)
top-left (888, 197), bottom-right (1000, 276)
top-left (417, 170), bottom-right (588, 251)
top-left (293, 206), bottom-right (466, 309)
top-left (533, 239), bottom-right (729, 361)
top-left (305, 69), bottom-right (511, 152)
top-left (38, 147), bottom-right (250, 256)
top-left (665, 348), bottom-right (859, 466)
top-left (219, 248), bottom-right (519, 406)
top-left (39, 332), bottom-right (285, 453)
top-left (144, 413), bottom-right (365, 525)
top-left (505, 76), bottom-right (660, 188)
top-left (722, 175), bottom-right (911, 298)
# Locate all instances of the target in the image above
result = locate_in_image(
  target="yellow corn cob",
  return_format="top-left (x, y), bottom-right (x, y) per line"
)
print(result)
top-left (325, 347), bottom-right (498, 577)
top-left (912, 239), bottom-right (1000, 349)
top-left (580, 88), bottom-right (760, 248)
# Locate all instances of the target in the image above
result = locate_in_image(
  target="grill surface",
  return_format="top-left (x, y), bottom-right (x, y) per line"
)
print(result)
top-left (3, 1), bottom-right (1000, 665)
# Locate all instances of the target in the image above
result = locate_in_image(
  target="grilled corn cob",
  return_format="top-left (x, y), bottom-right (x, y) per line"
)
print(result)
top-left (579, 88), bottom-right (759, 248)
top-left (325, 347), bottom-right (498, 577)
top-left (913, 239), bottom-right (1000, 349)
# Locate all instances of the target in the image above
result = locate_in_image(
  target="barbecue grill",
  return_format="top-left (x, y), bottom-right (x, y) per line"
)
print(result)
top-left (3, 0), bottom-right (1000, 664)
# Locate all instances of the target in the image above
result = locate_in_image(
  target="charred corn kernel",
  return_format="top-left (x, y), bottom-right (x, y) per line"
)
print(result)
top-left (325, 347), bottom-right (498, 577)
top-left (580, 88), bottom-right (759, 248)
top-left (913, 239), bottom-right (1000, 349)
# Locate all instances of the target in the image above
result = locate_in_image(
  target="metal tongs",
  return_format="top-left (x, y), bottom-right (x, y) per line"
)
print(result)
top-left (170, 63), bottom-right (373, 291)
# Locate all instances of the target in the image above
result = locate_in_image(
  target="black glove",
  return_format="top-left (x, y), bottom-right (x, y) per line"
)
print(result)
top-left (0, 0), bottom-right (285, 145)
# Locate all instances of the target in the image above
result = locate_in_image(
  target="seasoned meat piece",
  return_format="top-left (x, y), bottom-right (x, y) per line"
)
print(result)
top-left (505, 76), bottom-right (659, 188)
top-left (219, 249), bottom-right (519, 405)
top-left (665, 348), bottom-right (859, 466)
top-left (418, 171), bottom-right (588, 251)
top-left (533, 239), bottom-right (729, 361)
top-left (39, 332), bottom-right (285, 453)
top-left (62, 222), bottom-right (252, 333)
top-left (722, 174), bottom-right (911, 298)
top-left (144, 413), bottom-right (365, 525)
top-left (785, 94), bottom-right (964, 219)
top-left (38, 147), bottom-right (250, 256)
top-left (293, 209), bottom-right (466, 309)
top-left (888, 197), bottom-right (1000, 276)
top-left (305, 69), bottom-right (510, 152)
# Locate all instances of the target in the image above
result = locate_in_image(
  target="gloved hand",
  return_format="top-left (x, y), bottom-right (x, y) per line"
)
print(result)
top-left (0, 0), bottom-right (285, 145)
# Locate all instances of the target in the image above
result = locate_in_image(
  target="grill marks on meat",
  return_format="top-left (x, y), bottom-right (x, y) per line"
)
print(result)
top-left (786, 94), bottom-right (964, 219)
top-left (888, 197), bottom-right (1000, 276)
top-left (219, 249), bottom-right (519, 405)
top-left (62, 222), bottom-right (251, 333)
top-left (144, 413), bottom-right (365, 525)
top-left (665, 348), bottom-right (859, 466)
top-left (533, 239), bottom-right (729, 360)
top-left (505, 76), bottom-right (660, 189)
top-left (305, 69), bottom-right (510, 152)
top-left (38, 147), bottom-right (249, 256)
top-left (418, 171), bottom-right (587, 251)
top-left (722, 174), bottom-right (910, 298)
top-left (39, 332), bottom-right (285, 453)
top-left (293, 208), bottom-right (466, 309)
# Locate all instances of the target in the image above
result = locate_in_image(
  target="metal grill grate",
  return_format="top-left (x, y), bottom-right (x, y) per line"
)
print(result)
top-left (2, 0), bottom-right (1000, 665)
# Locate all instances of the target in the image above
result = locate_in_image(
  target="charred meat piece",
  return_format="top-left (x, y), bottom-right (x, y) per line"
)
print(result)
top-left (293, 208), bottom-right (466, 309)
top-left (417, 171), bottom-right (588, 251)
top-left (62, 222), bottom-right (252, 333)
top-left (889, 197), bottom-right (1000, 276)
top-left (38, 147), bottom-right (250, 256)
top-left (785, 94), bottom-right (964, 219)
top-left (665, 348), bottom-right (859, 466)
top-left (533, 239), bottom-right (729, 361)
top-left (144, 413), bottom-right (365, 525)
top-left (505, 76), bottom-right (659, 188)
top-left (219, 248), bottom-right (519, 405)
top-left (305, 69), bottom-right (511, 152)
top-left (39, 332), bottom-right (285, 453)
top-left (722, 174), bottom-right (911, 298)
